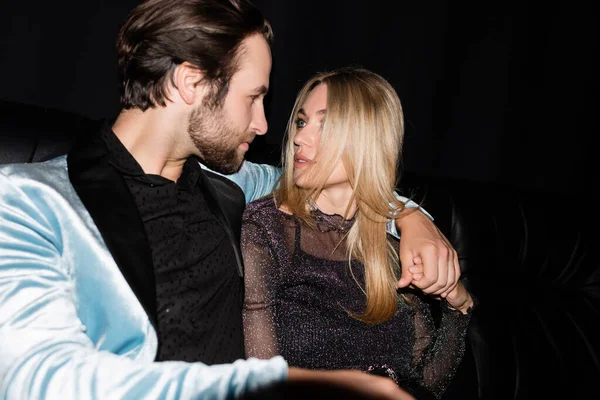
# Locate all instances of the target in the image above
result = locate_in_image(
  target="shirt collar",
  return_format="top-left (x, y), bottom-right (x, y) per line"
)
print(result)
top-left (101, 126), bottom-right (202, 190)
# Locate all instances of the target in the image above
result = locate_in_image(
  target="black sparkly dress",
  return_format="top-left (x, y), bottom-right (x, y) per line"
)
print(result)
top-left (241, 196), bottom-right (471, 399)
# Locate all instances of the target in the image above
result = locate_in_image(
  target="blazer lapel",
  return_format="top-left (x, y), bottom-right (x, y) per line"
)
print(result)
top-left (67, 122), bottom-right (157, 329)
top-left (199, 169), bottom-right (245, 278)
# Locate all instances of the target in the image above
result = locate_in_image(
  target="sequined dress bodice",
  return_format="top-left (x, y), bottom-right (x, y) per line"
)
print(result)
top-left (241, 196), bottom-right (470, 398)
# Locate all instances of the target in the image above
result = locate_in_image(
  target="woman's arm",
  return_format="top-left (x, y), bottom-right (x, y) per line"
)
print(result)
top-left (408, 287), bottom-right (473, 399)
top-left (241, 215), bottom-right (281, 359)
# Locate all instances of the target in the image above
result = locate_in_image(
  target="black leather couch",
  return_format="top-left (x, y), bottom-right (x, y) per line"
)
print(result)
top-left (1, 99), bottom-right (599, 399)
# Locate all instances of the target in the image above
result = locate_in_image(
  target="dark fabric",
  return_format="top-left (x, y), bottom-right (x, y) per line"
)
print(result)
top-left (63, 119), bottom-right (250, 363)
top-left (101, 129), bottom-right (245, 364)
top-left (242, 196), bottom-right (471, 399)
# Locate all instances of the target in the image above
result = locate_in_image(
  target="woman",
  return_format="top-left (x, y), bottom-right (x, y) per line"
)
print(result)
top-left (241, 67), bottom-right (474, 399)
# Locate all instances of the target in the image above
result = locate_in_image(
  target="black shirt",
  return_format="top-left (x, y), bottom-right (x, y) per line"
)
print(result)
top-left (102, 129), bottom-right (245, 364)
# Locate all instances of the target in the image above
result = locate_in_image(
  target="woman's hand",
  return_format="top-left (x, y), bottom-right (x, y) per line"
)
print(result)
top-left (444, 282), bottom-right (474, 314)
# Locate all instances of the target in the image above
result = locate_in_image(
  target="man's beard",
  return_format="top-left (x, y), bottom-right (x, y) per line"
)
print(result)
top-left (188, 103), bottom-right (251, 175)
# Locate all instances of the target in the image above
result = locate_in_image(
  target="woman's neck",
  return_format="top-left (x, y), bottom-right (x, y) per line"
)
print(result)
top-left (314, 185), bottom-right (357, 219)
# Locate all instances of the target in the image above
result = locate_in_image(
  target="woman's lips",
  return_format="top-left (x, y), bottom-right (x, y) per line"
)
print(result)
top-left (294, 153), bottom-right (311, 168)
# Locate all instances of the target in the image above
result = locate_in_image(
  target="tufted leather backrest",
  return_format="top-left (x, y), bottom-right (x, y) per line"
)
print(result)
top-left (400, 173), bottom-right (600, 399)
top-left (0, 99), bottom-right (99, 164)
top-left (1, 99), bottom-right (598, 399)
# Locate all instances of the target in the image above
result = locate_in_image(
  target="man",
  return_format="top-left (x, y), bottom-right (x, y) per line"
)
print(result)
top-left (0, 0), bottom-right (459, 398)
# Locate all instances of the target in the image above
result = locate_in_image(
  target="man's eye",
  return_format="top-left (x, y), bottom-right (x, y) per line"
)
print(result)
top-left (295, 118), bottom-right (307, 128)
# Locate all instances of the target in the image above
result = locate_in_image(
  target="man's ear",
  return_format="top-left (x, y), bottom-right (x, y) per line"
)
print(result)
top-left (173, 61), bottom-right (206, 105)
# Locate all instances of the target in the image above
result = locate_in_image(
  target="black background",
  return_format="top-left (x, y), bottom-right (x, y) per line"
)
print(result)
top-left (1, 0), bottom-right (596, 195)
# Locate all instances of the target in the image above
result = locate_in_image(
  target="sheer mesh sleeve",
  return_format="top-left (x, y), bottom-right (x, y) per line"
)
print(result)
top-left (241, 219), bottom-right (280, 359)
top-left (409, 294), bottom-right (472, 399)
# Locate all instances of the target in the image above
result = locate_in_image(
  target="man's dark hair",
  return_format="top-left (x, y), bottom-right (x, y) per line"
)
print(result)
top-left (116, 0), bottom-right (273, 110)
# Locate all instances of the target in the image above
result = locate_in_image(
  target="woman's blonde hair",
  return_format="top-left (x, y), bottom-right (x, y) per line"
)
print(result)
top-left (275, 66), bottom-right (407, 324)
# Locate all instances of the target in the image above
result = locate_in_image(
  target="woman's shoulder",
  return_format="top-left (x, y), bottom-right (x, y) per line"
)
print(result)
top-left (243, 194), bottom-right (281, 222)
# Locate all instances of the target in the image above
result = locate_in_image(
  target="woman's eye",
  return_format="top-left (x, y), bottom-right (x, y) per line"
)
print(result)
top-left (296, 118), bottom-right (307, 128)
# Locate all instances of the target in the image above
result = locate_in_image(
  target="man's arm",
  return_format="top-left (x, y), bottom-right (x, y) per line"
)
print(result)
top-left (0, 172), bottom-right (287, 399)
top-left (386, 192), bottom-right (433, 239)
top-left (201, 160), bottom-right (282, 204)
top-left (395, 209), bottom-right (461, 298)
top-left (206, 160), bottom-right (461, 299)
top-left (204, 160), bottom-right (432, 228)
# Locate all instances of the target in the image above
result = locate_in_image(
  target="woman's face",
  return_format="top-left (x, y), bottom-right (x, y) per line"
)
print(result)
top-left (292, 84), bottom-right (350, 190)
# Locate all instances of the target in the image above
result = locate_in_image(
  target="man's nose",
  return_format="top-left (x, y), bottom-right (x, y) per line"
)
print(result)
top-left (251, 108), bottom-right (268, 135)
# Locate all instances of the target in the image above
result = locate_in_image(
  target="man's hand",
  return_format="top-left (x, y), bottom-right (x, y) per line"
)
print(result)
top-left (284, 368), bottom-right (416, 400)
top-left (395, 209), bottom-right (460, 298)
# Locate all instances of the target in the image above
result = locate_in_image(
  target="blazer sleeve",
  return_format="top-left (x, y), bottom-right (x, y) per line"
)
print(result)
top-left (0, 171), bottom-right (287, 400)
